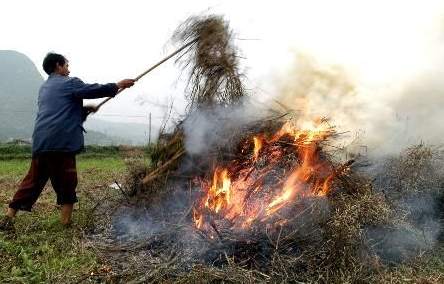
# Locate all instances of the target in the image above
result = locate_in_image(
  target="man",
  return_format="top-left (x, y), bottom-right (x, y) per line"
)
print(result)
top-left (0, 53), bottom-right (135, 231)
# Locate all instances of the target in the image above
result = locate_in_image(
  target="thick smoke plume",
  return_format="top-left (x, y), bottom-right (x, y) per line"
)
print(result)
top-left (270, 53), bottom-right (444, 156)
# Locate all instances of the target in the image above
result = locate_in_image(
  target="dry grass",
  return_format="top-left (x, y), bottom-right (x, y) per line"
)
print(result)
top-left (88, 172), bottom-right (403, 283)
top-left (173, 14), bottom-right (246, 110)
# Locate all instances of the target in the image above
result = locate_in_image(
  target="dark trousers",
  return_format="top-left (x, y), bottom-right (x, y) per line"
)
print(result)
top-left (9, 153), bottom-right (78, 211)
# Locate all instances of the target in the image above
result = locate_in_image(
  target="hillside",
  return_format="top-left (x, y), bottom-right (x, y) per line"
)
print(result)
top-left (0, 50), bottom-right (41, 140)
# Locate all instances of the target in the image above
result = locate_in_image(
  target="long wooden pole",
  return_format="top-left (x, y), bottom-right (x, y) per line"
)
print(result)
top-left (95, 40), bottom-right (196, 110)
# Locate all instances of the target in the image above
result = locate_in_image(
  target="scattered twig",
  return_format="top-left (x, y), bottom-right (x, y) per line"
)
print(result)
top-left (114, 180), bottom-right (130, 202)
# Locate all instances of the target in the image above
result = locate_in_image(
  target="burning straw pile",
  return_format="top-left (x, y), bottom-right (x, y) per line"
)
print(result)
top-left (87, 15), bottom-right (443, 283)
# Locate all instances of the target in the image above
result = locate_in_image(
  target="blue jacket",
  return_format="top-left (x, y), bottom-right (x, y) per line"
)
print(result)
top-left (32, 74), bottom-right (118, 156)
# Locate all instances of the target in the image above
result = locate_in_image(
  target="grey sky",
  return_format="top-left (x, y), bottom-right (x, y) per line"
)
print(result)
top-left (2, 0), bottom-right (443, 132)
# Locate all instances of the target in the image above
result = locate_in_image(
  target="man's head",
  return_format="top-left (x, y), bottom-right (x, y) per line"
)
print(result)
top-left (42, 53), bottom-right (70, 76)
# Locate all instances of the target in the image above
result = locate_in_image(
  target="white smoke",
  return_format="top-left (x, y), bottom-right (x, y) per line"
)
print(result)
top-left (182, 101), bottom-right (271, 155)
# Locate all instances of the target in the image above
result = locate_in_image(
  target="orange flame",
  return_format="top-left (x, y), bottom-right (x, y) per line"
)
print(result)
top-left (193, 119), bottom-right (337, 231)
top-left (204, 168), bottom-right (232, 213)
top-left (253, 136), bottom-right (263, 160)
top-left (266, 143), bottom-right (317, 215)
top-left (193, 208), bottom-right (204, 229)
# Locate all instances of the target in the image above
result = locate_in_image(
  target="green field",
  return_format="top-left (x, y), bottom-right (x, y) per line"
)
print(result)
top-left (0, 146), bottom-right (128, 283)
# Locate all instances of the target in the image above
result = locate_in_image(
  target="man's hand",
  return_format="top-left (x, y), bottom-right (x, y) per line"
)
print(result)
top-left (82, 105), bottom-right (98, 122)
top-left (84, 105), bottom-right (98, 113)
top-left (117, 79), bottom-right (135, 90)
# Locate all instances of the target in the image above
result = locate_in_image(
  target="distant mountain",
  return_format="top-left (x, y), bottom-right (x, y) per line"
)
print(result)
top-left (0, 50), bottom-right (41, 140)
top-left (0, 50), bottom-right (149, 145)
top-left (84, 128), bottom-right (133, 145)
top-left (84, 118), bottom-right (153, 145)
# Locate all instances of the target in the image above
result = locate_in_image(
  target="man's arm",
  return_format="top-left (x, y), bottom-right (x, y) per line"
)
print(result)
top-left (70, 77), bottom-right (135, 99)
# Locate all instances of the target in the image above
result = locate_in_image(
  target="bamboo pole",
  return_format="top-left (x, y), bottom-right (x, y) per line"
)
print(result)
top-left (95, 40), bottom-right (197, 110)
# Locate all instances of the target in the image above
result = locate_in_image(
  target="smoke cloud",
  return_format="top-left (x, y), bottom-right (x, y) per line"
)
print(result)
top-left (268, 51), bottom-right (444, 156)
top-left (182, 101), bottom-right (271, 155)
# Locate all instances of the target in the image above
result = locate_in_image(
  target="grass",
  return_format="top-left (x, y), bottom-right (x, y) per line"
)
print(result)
top-left (0, 149), bottom-right (127, 283)
top-left (370, 247), bottom-right (444, 283)
top-left (0, 218), bottom-right (97, 283)
top-left (0, 144), bottom-right (122, 160)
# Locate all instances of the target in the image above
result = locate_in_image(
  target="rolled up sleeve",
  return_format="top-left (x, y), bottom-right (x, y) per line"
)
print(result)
top-left (69, 77), bottom-right (119, 99)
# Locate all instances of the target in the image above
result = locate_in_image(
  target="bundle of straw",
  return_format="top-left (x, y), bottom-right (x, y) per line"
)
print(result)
top-left (173, 15), bottom-right (246, 110)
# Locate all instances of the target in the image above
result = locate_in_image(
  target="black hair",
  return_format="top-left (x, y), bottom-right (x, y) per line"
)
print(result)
top-left (42, 53), bottom-right (67, 75)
